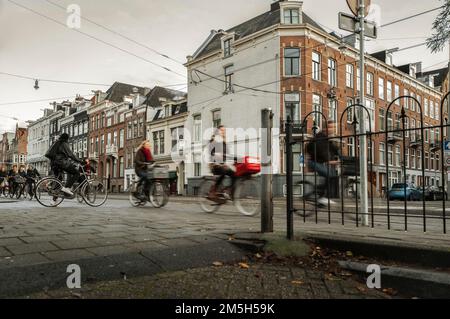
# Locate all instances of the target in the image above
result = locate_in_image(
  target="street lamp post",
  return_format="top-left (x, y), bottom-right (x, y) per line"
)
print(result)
top-left (358, 0), bottom-right (369, 226)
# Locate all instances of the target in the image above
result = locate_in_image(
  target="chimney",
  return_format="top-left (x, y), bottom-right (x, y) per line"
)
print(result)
top-left (271, 0), bottom-right (282, 11)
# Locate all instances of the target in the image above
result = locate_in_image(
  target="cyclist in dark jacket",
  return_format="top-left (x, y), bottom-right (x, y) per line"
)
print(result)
top-left (305, 121), bottom-right (341, 206)
top-left (26, 165), bottom-right (40, 198)
top-left (47, 133), bottom-right (83, 197)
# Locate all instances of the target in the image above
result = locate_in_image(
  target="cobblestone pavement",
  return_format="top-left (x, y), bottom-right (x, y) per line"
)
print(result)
top-left (0, 197), bottom-right (449, 271)
top-left (26, 261), bottom-right (392, 299)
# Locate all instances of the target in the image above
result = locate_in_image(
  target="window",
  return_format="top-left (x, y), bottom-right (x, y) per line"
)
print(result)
top-left (404, 117), bottom-right (409, 138)
top-left (417, 95), bottom-right (422, 114)
top-left (83, 121), bottom-right (88, 134)
top-left (312, 52), bottom-right (321, 81)
top-left (224, 65), bottom-right (234, 93)
top-left (284, 8), bottom-right (300, 24)
top-left (171, 126), bottom-right (184, 150)
top-left (139, 117), bottom-right (145, 137)
top-left (379, 109), bottom-right (385, 131)
top-left (113, 131), bottom-right (118, 146)
top-left (411, 92), bottom-right (416, 112)
top-left (223, 38), bottom-right (232, 57)
top-left (107, 133), bottom-right (112, 146)
top-left (212, 110), bottom-right (221, 128)
top-left (411, 118), bottom-right (416, 141)
top-left (417, 152), bottom-right (422, 169)
top-left (352, 67), bottom-right (360, 93)
top-left (119, 129), bottom-right (124, 148)
top-left (430, 100), bottom-right (435, 119)
top-left (435, 102), bottom-right (440, 121)
top-left (347, 99), bottom-right (354, 123)
top-left (388, 145), bottom-right (393, 165)
top-left (107, 117), bottom-right (112, 127)
top-left (284, 93), bottom-right (300, 121)
top-left (347, 137), bottom-right (355, 156)
top-left (379, 143), bottom-right (385, 165)
top-left (127, 123), bottom-right (132, 139)
top-left (312, 94), bottom-right (322, 128)
top-left (405, 148), bottom-right (409, 168)
top-left (329, 99), bottom-right (337, 127)
top-left (394, 84), bottom-right (400, 104)
top-left (100, 135), bottom-right (104, 154)
top-left (292, 144), bottom-right (302, 172)
top-left (425, 152), bottom-right (429, 170)
top-left (378, 78), bottom-right (384, 100)
top-left (153, 131), bottom-right (165, 155)
top-left (194, 163), bottom-right (201, 177)
top-left (284, 48), bottom-right (300, 76)
top-left (387, 81), bottom-right (392, 102)
top-left (119, 157), bottom-right (124, 178)
top-left (193, 115), bottom-right (201, 142)
top-left (395, 145), bottom-right (401, 167)
top-left (328, 58), bottom-right (337, 87)
top-left (112, 158), bottom-right (117, 178)
top-left (404, 89), bottom-right (409, 109)
top-left (346, 64), bottom-right (354, 88)
top-left (366, 72), bottom-right (374, 96)
top-left (411, 149), bottom-right (416, 169)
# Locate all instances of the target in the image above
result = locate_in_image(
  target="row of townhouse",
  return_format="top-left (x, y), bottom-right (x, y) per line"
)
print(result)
top-left (20, 82), bottom-right (188, 194)
top-left (184, 0), bottom-right (450, 197)
top-left (0, 125), bottom-right (28, 170)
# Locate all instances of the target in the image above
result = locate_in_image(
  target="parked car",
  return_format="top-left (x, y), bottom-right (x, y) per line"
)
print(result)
top-left (388, 183), bottom-right (423, 201)
top-left (424, 186), bottom-right (448, 201)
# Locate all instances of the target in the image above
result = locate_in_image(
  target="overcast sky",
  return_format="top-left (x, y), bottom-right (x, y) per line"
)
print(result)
top-left (0, 0), bottom-right (448, 132)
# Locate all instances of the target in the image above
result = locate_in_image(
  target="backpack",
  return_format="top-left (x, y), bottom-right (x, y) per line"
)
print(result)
top-left (45, 141), bottom-right (59, 161)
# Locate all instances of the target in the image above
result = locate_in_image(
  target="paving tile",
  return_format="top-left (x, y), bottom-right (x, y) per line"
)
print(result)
top-left (51, 240), bottom-right (100, 250)
top-left (42, 249), bottom-right (96, 262)
top-left (0, 253), bottom-right (51, 269)
top-left (6, 242), bottom-right (59, 255)
top-left (19, 236), bottom-right (64, 244)
top-left (0, 247), bottom-right (12, 257)
top-left (93, 237), bottom-right (133, 246)
top-left (0, 238), bottom-right (25, 246)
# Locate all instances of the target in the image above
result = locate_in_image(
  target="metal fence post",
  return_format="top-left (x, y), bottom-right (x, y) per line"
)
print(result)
top-left (285, 116), bottom-right (294, 240)
top-left (261, 108), bottom-right (273, 233)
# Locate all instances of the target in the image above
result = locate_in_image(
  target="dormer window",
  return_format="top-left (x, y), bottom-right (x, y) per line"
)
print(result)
top-left (223, 38), bottom-right (232, 57)
top-left (283, 8), bottom-right (300, 24)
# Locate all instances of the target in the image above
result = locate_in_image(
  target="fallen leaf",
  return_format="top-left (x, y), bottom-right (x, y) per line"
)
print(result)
top-left (346, 251), bottom-right (354, 257)
top-left (212, 261), bottom-right (223, 267)
top-left (238, 262), bottom-right (250, 269)
top-left (255, 253), bottom-right (262, 259)
top-left (291, 280), bottom-right (304, 285)
top-left (356, 286), bottom-right (367, 293)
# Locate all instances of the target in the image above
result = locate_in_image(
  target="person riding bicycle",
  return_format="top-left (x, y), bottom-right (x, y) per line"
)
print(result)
top-left (45, 133), bottom-right (83, 197)
top-left (305, 121), bottom-right (341, 206)
top-left (207, 125), bottom-right (236, 202)
top-left (134, 140), bottom-right (154, 200)
top-left (26, 164), bottom-right (40, 198)
top-left (7, 165), bottom-right (19, 196)
top-left (0, 166), bottom-right (7, 194)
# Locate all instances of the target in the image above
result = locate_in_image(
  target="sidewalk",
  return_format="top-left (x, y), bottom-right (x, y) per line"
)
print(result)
top-left (25, 259), bottom-right (392, 299)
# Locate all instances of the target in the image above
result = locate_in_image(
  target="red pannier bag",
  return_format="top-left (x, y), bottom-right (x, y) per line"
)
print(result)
top-left (235, 156), bottom-right (261, 177)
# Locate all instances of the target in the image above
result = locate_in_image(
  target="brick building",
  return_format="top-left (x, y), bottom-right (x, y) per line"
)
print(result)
top-left (185, 0), bottom-right (446, 196)
top-left (87, 82), bottom-right (149, 193)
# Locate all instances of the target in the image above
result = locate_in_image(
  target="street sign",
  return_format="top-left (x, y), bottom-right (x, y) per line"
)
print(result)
top-left (346, 0), bottom-right (371, 17)
top-left (339, 12), bottom-right (377, 39)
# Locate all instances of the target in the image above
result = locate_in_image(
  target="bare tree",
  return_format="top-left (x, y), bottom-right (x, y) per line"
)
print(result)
top-left (426, 0), bottom-right (450, 53)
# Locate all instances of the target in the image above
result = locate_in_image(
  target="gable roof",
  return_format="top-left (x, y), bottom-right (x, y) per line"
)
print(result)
top-left (193, 8), bottom-right (325, 60)
top-left (105, 82), bottom-right (147, 103)
top-left (416, 67), bottom-right (449, 88)
top-left (144, 86), bottom-right (187, 108)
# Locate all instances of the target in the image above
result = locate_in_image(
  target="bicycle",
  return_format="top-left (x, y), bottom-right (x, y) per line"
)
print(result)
top-left (35, 163), bottom-right (108, 208)
top-left (128, 163), bottom-right (170, 208)
top-left (197, 157), bottom-right (261, 216)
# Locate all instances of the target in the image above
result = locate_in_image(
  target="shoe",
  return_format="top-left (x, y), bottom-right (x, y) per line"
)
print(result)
top-left (61, 187), bottom-right (74, 196)
top-left (50, 199), bottom-right (58, 206)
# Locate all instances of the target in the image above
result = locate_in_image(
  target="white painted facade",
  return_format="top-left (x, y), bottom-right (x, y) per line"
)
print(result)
top-left (185, 29), bottom-right (282, 181)
top-left (27, 109), bottom-right (53, 175)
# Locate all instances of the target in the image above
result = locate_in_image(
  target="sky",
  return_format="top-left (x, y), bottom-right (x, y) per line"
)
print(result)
top-left (0, 0), bottom-right (448, 133)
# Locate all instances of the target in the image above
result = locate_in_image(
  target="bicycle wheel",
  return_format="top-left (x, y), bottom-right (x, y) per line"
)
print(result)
top-left (198, 178), bottom-right (221, 213)
top-left (82, 179), bottom-right (108, 207)
top-left (293, 180), bottom-right (316, 217)
top-left (35, 177), bottom-right (65, 207)
top-left (149, 181), bottom-right (168, 208)
top-left (234, 177), bottom-right (260, 216)
top-left (129, 181), bottom-right (147, 207)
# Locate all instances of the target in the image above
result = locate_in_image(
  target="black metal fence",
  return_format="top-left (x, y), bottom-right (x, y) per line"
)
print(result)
top-left (285, 92), bottom-right (450, 238)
